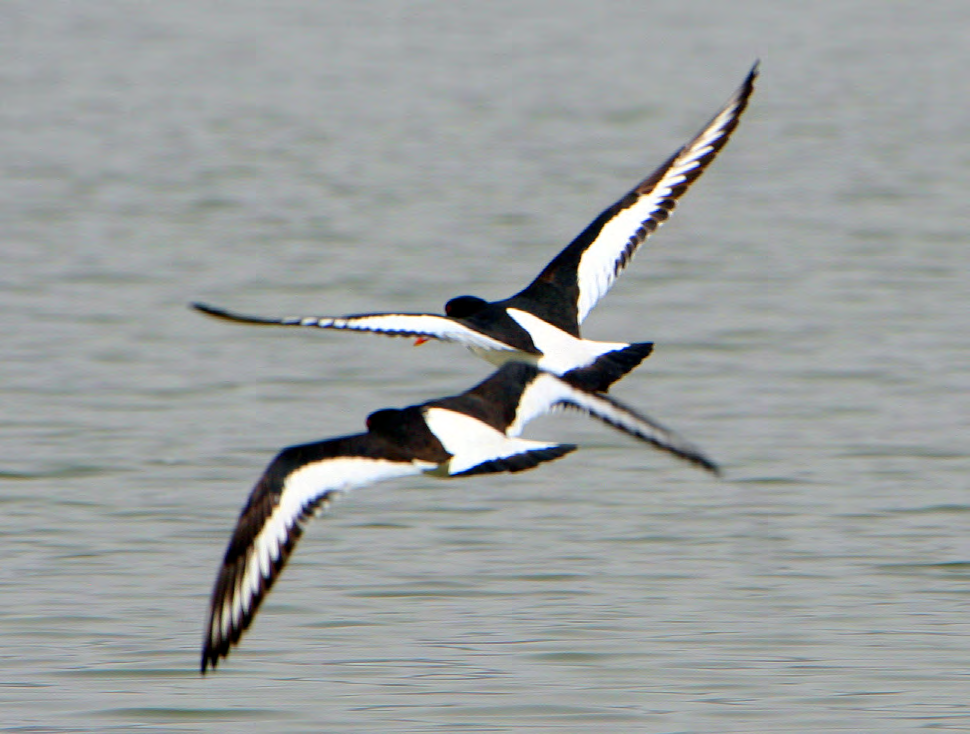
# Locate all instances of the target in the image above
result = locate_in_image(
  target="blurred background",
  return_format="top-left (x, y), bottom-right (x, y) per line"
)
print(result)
top-left (1, 1), bottom-right (968, 731)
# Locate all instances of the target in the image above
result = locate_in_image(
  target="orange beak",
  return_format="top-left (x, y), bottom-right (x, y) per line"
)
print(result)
top-left (413, 337), bottom-right (430, 346)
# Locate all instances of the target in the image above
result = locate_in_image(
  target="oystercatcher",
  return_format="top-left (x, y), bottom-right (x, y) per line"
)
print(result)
top-left (201, 362), bottom-right (718, 672)
top-left (193, 64), bottom-right (757, 392)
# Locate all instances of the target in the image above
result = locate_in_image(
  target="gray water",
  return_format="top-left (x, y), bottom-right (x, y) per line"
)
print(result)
top-left (2, 1), bottom-right (969, 731)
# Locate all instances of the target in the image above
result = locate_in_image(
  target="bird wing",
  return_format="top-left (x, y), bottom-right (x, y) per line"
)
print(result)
top-left (201, 435), bottom-right (434, 673)
top-left (507, 370), bottom-right (720, 475)
top-left (192, 302), bottom-right (516, 354)
top-left (513, 63), bottom-right (758, 328)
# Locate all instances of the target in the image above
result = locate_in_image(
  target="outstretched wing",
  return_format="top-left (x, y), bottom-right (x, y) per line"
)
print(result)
top-left (192, 302), bottom-right (517, 354)
top-left (506, 369), bottom-right (721, 475)
top-left (513, 63), bottom-right (758, 329)
top-left (201, 435), bottom-right (434, 673)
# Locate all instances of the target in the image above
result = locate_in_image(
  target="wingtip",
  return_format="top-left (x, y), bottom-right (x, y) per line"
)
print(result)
top-left (190, 301), bottom-right (275, 326)
top-left (200, 633), bottom-right (221, 674)
top-left (737, 61), bottom-right (759, 101)
top-left (191, 301), bottom-right (225, 318)
top-left (201, 636), bottom-right (230, 674)
top-left (672, 438), bottom-right (722, 477)
top-left (698, 455), bottom-right (723, 478)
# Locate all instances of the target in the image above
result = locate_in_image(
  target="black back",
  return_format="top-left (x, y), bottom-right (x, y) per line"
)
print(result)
top-left (426, 362), bottom-right (541, 433)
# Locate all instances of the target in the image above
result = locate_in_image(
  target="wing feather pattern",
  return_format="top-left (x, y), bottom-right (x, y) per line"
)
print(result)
top-left (192, 302), bottom-right (516, 354)
top-left (517, 63), bottom-right (758, 327)
top-left (201, 437), bottom-right (433, 673)
top-left (201, 361), bottom-right (720, 674)
top-left (508, 371), bottom-right (720, 474)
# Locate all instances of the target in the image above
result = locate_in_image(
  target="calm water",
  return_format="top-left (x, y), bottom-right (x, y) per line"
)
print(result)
top-left (2, 1), bottom-right (969, 731)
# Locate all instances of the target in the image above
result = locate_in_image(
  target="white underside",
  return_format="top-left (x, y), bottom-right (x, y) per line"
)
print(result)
top-left (469, 345), bottom-right (540, 368)
top-left (312, 312), bottom-right (517, 354)
top-left (572, 74), bottom-right (752, 324)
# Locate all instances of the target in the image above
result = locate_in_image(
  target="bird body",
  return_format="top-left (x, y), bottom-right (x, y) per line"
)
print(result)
top-left (201, 362), bottom-right (719, 672)
top-left (193, 65), bottom-right (758, 391)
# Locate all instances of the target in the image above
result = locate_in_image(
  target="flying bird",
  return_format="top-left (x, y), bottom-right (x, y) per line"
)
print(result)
top-left (193, 64), bottom-right (757, 392)
top-left (201, 362), bottom-right (719, 672)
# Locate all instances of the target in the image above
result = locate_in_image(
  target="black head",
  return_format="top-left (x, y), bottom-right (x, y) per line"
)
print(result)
top-left (444, 295), bottom-right (488, 319)
top-left (365, 408), bottom-right (404, 436)
top-left (366, 406), bottom-right (431, 445)
top-left (365, 406), bottom-right (451, 463)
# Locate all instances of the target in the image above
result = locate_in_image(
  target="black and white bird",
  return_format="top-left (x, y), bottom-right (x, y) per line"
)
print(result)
top-left (193, 64), bottom-right (757, 393)
top-left (201, 362), bottom-right (718, 673)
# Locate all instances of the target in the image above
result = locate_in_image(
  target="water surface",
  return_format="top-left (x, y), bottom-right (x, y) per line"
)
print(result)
top-left (2, 1), bottom-right (969, 731)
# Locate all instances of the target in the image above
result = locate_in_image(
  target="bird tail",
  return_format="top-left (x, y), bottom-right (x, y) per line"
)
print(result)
top-left (562, 342), bottom-right (654, 392)
top-left (448, 442), bottom-right (577, 477)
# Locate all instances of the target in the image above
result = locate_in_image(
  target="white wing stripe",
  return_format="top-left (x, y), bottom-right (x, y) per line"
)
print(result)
top-left (506, 372), bottom-right (578, 437)
top-left (558, 387), bottom-right (717, 471)
top-left (280, 313), bottom-right (517, 353)
top-left (574, 155), bottom-right (704, 322)
top-left (505, 371), bottom-right (717, 472)
top-left (227, 457), bottom-right (431, 638)
top-left (574, 72), bottom-right (753, 324)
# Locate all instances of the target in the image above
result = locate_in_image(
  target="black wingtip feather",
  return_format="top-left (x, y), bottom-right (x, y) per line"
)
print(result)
top-left (192, 301), bottom-right (226, 317)
top-left (572, 396), bottom-right (721, 476)
top-left (192, 301), bottom-right (284, 326)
